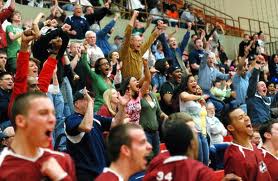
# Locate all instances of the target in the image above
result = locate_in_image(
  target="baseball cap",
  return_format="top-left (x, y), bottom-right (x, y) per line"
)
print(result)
top-left (73, 89), bottom-right (95, 102)
top-left (114, 35), bottom-right (123, 40)
top-left (167, 66), bottom-right (181, 74)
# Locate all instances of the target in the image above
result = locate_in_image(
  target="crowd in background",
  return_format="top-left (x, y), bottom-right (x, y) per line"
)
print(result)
top-left (0, 0), bottom-right (277, 180)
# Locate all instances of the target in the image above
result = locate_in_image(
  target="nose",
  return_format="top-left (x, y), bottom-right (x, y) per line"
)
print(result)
top-left (146, 142), bottom-right (153, 152)
top-left (48, 113), bottom-right (56, 125)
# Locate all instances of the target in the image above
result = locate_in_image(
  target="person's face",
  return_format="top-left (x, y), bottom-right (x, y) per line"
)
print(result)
top-left (257, 81), bottom-right (267, 96)
top-left (207, 56), bottom-right (215, 67)
top-left (12, 12), bottom-right (21, 22)
top-left (164, 61), bottom-right (170, 69)
top-left (110, 89), bottom-right (119, 104)
top-left (114, 38), bottom-right (122, 45)
top-left (129, 77), bottom-right (139, 92)
top-left (269, 123), bottom-right (278, 150)
top-left (274, 55), bottom-right (278, 64)
top-left (0, 53), bottom-right (7, 69)
top-left (50, 19), bottom-right (58, 27)
top-left (206, 104), bottom-right (215, 118)
top-left (27, 77), bottom-right (39, 92)
top-left (196, 85), bottom-right (202, 95)
top-left (20, 97), bottom-right (56, 148)
top-left (195, 39), bottom-right (203, 50)
top-left (244, 35), bottom-right (250, 41)
top-left (28, 61), bottom-right (38, 77)
top-left (74, 5), bottom-right (82, 16)
top-left (0, 74), bottom-right (13, 90)
top-left (134, 20), bottom-right (141, 28)
top-left (70, 43), bottom-right (80, 55)
top-left (171, 69), bottom-right (182, 83)
top-left (111, 52), bottom-right (119, 61)
top-left (267, 83), bottom-right (275, 94)
top-left (99, 59), bottom-right (110, 75)
top-left (86, 33), bottom-right (96, 46)
top-left (169, 37), bottom-right (177, 49)
top-left (228, 108), bottom-right (253, 137)
top-left (86, 6), bottom-right (94, 14)
top-left (128, 129), bottom-right (152, 172)
top-left (214, 82), bottom-right (221, 89)
top-left (187, 76), bottom-right (197, 93)
top-left (251, 132), bottom-right (261, 146)
top-left (131, 36), bottom-right (142, 51)
top-left (238, 63), bottom-right (248, 77)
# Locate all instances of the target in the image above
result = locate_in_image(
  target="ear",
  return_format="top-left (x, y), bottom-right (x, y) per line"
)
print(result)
top-left (15, 115), bottom-right (27, 129)
top-left (227, 125), bottom-right (235, 132)
top-left (120, 145), bottom-right (131, 157)
top-left (264, 132), bottom-right (271, 140)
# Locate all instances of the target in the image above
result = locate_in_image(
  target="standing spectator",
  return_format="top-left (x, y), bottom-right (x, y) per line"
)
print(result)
top-left (95, 123), bottom-right (152, 181)
top-left (0, 50), bottom-right (7, 73)
top-left (180, 4), bottom-right (196, 23)
top-left (187, 34), bottom-right (198, 54)
top-left (189, 36), bottom-right (206, 76)
top-left (198, 52), bottom-right (230, 95)
top-left (0, 72), bottom-right (13, 127)
top-left (268, 54), bottom-right (278, 83)
top-left (159, 66), bottom-right (182, 115)
top-left (151, 59), bottom-right (169, 92)
top-left (110, 35), bottom-right (123, 51)
top-left (158, 22), bottom-right (191, 76)
top-left (127, 0), bottom-right (145, 21)
top-left (166, 4), bottom-right (179, 27)
top-left (246, 56), bottom-right (278, 126)
top-left (5, 10), bottom-right (23, 74)
top-left (0, 92), bottom-right (76, 180)
top-left (119, 10), bottom-right (161, 80)
top-left (65, 88), bottom-right (125, 180)
top-left (85, 31), bottom-right (104, 66)
top-left (65, 4), bottom-right (89, 39)
top-left (238, 34), bottom-right (250, 58)
top-left (47, 0), bottom-right (67, 27)
top-left (97, 88), bottom-right (119, 117)
top-left (224, 107), bottom-right (272, 181)
top-left (259, 120), bottom-right (278, 180)
top-left (0, 0), bottom-right (15, 50)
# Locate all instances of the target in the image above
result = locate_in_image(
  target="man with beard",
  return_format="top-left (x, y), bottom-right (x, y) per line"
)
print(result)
top-left (159, 66), bottom-right (182, 115)
top-left (246, 55), bottom-right (278, 125)
top-left (224, 107), bottom-right (272, 181)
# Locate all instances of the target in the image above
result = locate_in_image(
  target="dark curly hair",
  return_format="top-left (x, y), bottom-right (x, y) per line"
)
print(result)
top-left (94, 57), bottom-right (109, 75)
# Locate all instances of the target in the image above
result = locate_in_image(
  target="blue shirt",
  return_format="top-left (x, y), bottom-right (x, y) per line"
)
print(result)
top-left (65, 15), bottom-right (89, 39)
top-left (232, 72), bottom-right (251, 105)
top-left (65, 113), bottom-right (111, 176)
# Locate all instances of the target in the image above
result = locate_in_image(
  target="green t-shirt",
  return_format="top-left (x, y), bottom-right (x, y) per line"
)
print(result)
top-left (6, 25), bottom-right (23, 58)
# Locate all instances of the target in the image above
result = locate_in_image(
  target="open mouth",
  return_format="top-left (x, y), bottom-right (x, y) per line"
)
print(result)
top-left (45, 130), bottom-right (52, 137)
top-left (246, 123), bottom-right (252, 129)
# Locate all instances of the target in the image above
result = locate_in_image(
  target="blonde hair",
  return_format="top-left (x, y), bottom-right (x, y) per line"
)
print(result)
top-left (103, 88), bottom-right (117, 116)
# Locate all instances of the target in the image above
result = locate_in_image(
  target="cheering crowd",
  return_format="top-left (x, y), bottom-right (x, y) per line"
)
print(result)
top-left (0, 0), bottom-right (277, 180)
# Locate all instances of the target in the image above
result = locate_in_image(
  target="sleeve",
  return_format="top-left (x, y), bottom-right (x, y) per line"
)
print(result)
top-left (38, 57), bottom-right (57, 93)
top-left (160, 83), bottom-right (173, 96)
top-left (65, 115), bottom-right (82, 136)
top-left (247, 68), bottom-right (260, 98)
top-left (56, 30), bottom-right (70, 60)
top-left (65, 17), bottom-right (72, 27)
top-left (97, 105), bottom-right (111, 117)
top-left (93, 7), bottom-right (110, 22)
top-left (140, 31), bottom-right (158, 55)
top-left (199, 52), bottom-right (208, 69)
top-left (8, 51), bottom-right (29, 118)
top-left (5, 24), bottom-right (13, 34)
top-left (96, 19), bottom-right (115, 38)
top-left (94, 114), bottom-right (112, 132)
top-left (119, 24), bottom-right (132, 60)
top-left (196, 165), bottom-right (216, 181)
top-left (0, 6), bottom-right (13, 22)
top-left (180, 31), bottom-right (191, 53)
top-left (215, 70), bottom-right (230, 80)
top-left (224, 149), bottom-right (248, 180)
top-left (157, 33), bottom-right (172, 60)
top-left (80, 53), bottom-right (97, 82)
top-left (189, 51), bottom-right (197, 65)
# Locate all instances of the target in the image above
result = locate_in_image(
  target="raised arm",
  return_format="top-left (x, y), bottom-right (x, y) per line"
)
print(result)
top-left (140, 59), bottom-right (151, 96)
top-left (180, 22), bottom-right (192, 52)
top-left (78, 88), bottom-right (94, 132)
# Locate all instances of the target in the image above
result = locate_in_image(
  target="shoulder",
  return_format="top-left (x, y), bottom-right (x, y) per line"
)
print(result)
top-left (96, 168), bottom-right (123, 181)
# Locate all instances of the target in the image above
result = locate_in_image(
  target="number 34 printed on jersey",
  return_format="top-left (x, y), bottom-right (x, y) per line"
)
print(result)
top-left (156, 171), bottom-right (173, 181)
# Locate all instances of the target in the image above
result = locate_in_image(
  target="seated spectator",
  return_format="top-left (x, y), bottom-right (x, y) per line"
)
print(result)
top-left (251, 128), bottom-right (261, 147)
top-left (206, 102), bottom-right (228, 170)
top-left (65, 4), bottom-right (89, 39)
top-left (149, 1), bottom-right (164, 22)
top-left (180, 4), bottom-right (196, 23)
top-left (6, 10), bottom-right (23, 74)
top-left (210, 78), bottom-right (232, 102)
top-left (0, 126), bottom-right (14, 151)
top-left (97, 88), bottom-right (119, 117)
top-left (0, 0), bottom-right (15, 50)
top-left (268, 54), bottom-right (278, 83)
top-left (166, 4), bottom-right (179, 27)
top-left (154, 41), bottom-right (165, 60)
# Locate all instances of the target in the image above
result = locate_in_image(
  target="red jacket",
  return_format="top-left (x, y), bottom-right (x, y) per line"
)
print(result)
top-left (0, 6), bottom-right (14, 49)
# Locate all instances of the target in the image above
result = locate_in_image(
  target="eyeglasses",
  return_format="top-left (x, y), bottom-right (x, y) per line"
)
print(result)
top-left (100, 62), bottom-right (110, 66)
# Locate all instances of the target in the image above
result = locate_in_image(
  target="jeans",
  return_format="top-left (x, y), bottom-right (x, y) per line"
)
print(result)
top-left (61, 77), bottom-right (74, 117)
top-left (209, 143), bottom-right (229, 170)
top-left (145, 130), bottom-right (160, 158)
top-left (198, 133), bottom-right (209, 165)
top-left (47, 92), bottom-right (66, 151)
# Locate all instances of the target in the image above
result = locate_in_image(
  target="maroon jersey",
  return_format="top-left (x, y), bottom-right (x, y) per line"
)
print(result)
top-left (146, 151), bottom-right (170, 173)
top-left (224, 143), bottom-right (272, 181)
top-left (143, 156), bottom-right (216, 181)
top-left (0, 147), bottom-right (76, 181)
top-left (259, 148), bottom-right (278, 181)
top-left (95, 168), bottom-right (123, 181)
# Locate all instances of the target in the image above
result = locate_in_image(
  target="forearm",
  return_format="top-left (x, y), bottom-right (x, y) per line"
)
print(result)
top-left (79, 101), bottom-right (94, 132)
